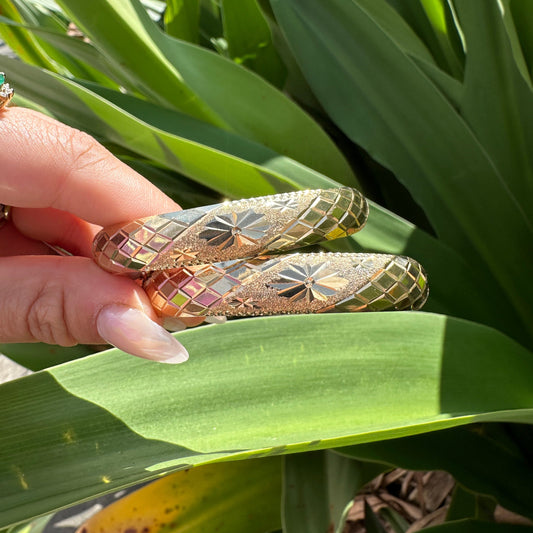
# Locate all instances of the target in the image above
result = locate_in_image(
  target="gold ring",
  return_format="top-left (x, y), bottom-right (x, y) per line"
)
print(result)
top-left (0, 72), bottom-right (14, 110)
top-left (0, 204), bottom-right (11, 229)
top-left (92, 188), bottom-right (429, 318)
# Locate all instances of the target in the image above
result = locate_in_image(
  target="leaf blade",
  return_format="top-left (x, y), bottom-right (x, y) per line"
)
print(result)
top-left (2, 313), bottom-right (533, 525)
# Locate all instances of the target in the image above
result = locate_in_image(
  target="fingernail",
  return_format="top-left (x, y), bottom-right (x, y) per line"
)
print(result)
top-left (97, 304), bottom-right (189, 364)
top-left (162, 317), bottom-right (187, 332)
top-left (205, 316), bottom-right (227, 324)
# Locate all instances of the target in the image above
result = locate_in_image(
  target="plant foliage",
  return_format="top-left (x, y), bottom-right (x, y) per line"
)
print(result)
top-left (0, 0), bottom-right (532, 530)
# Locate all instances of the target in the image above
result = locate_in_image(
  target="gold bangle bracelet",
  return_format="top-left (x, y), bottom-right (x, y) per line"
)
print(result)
top-left (93, 187), bottom-right (368, 276)
top-left (92, 188), bottom-right (429, 318)
top-left (143, 253), bottom-right (428, 318)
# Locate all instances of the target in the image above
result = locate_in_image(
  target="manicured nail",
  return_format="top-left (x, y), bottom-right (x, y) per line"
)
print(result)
top-left (162, 317), bottom-right (187, 332)
top-left (97, 305), bottom-right (189, 364)
top-left (205, 316), bottom-right (227, 324)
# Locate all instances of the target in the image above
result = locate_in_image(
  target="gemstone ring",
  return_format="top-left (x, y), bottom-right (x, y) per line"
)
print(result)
top-left (0, 72), bottom-right (13, 110)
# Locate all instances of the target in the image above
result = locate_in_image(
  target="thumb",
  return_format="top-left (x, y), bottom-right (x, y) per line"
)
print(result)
top-left (0, 255), bottom-right (188, 364)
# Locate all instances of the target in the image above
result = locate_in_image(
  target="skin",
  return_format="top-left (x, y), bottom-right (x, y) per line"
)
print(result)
top-left (0, 107), bottom-right (199, 348)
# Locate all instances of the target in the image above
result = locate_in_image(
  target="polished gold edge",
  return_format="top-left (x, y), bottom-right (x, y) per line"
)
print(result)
top-left (144, 253), bottom-right (429, 318)
top-left (93, 187), bottom-right (368, 275)
top-left (0, 204), bottom-right (11, 229)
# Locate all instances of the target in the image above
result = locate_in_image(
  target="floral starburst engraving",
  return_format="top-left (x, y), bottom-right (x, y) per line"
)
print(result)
top-left (199, 210), bottom-right (268, 250)
top-left (268, 263), bottom-right (348, 302)
top-left (228, 297), bottom-right (260, 311)
top-left (269, 197), bottom-right (300, 214)
top-left (170, 248), bottom-right (200, 263)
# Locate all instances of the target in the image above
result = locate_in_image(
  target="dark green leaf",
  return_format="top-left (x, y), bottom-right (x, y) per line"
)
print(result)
top-left (164, 0), bottom-right (200, 43)
top-left (271, 0), bottom-right (533, 337)
top-left (221, 0), bottom-right (286, 87)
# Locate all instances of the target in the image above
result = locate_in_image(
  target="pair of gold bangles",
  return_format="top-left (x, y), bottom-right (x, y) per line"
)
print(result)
top-left (93, 187), bottom-right (429, 318)
top-left (0, 72), bottom-right (427, 319)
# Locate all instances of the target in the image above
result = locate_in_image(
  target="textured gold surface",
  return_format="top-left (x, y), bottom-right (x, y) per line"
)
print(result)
top-left (143, 253), bottom-right (428, 318)
top-left (93, 188), bottom-right (368, 276)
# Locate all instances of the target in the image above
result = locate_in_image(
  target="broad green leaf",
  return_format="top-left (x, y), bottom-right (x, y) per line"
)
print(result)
top-left (221, 0), bottom-right (286, 87)
top-left (455, 0), bottom-right (533, 210)
top-left (56, 0), bottom-right (358, 185)
top-left (2, 313), bottom-right (533, 526)
top-left (282, 451), bottom-right (385, 533)
top-left (77, 459), bottom-right (281, 533)
top-left (340, 425), bottom-right (533, 519)
top-left (271, 0), bottom-right (533, 336)
top-left (164, 0), bottom-right (200, 43)
top-left (0, 342), bottom-right (94, 371)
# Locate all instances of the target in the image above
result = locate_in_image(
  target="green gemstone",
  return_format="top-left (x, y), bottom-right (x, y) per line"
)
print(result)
top-left (0, 73), bottom-right (4, 85)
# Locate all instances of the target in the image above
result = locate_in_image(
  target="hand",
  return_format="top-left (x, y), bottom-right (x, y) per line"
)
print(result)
top-left (0, 107), bottom-right (189, 363)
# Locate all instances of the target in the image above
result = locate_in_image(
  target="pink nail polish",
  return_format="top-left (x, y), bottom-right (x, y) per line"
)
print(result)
top-left (96, 305), bottom-right (189, 364)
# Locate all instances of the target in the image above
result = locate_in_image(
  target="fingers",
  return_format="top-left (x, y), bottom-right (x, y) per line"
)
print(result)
top-left (0, 222), bottom-right (52, 256)
top-left (11, 207), bottom-right (98, 257)
top-left (0, 255), bottom-right (188, 363)
top-left (0, 107), bottom-right (179, 226)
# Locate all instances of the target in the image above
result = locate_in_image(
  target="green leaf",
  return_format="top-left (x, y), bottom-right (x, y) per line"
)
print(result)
top-left (364, 502), bottom-right (388, 533)
top-left (78, 459), bottom-right (281, 533)
top-left (0, 0), bottom-right (59, 70)
top-left (164, 0), bottom-right (200, 42)
top-left (5, 514), bottom-right (53, 533)
top-left (2, 313), bottom-right (533, 525)
top-left (510, 0), bottom-right (533, 81)
top-left (282, 452), bottom-right (331, 533)
top-left (346, 203), bottom-right (527, 343)
top-left (446, 486), bottom-right (497, 522)
top-left (0, 343), bottom-right (94, 372)
top-left (0, 15), bottom-right (123, 87)
top-left (55, 0), bottom-right (357, 184)
top-left (282, 451), bottom-right (385, 533)
top-left (386, 0), bottom-right (464, 77)
top-left (455, 0), bottom-right (533, 210)
top-left (446, 486), bottom-right (479, 522)
top-left (221, 0), bottom-right (286, 87)
top-left (271, 0), bottom-right (533, 336)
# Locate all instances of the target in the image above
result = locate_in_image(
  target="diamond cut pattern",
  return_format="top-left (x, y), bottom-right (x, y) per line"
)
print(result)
top-left (144, 254), bottom-right (428, 318)
top-left (94, 188), bottom-right (368, 275)
top-left (335, 257), bottom-right (428, 313)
